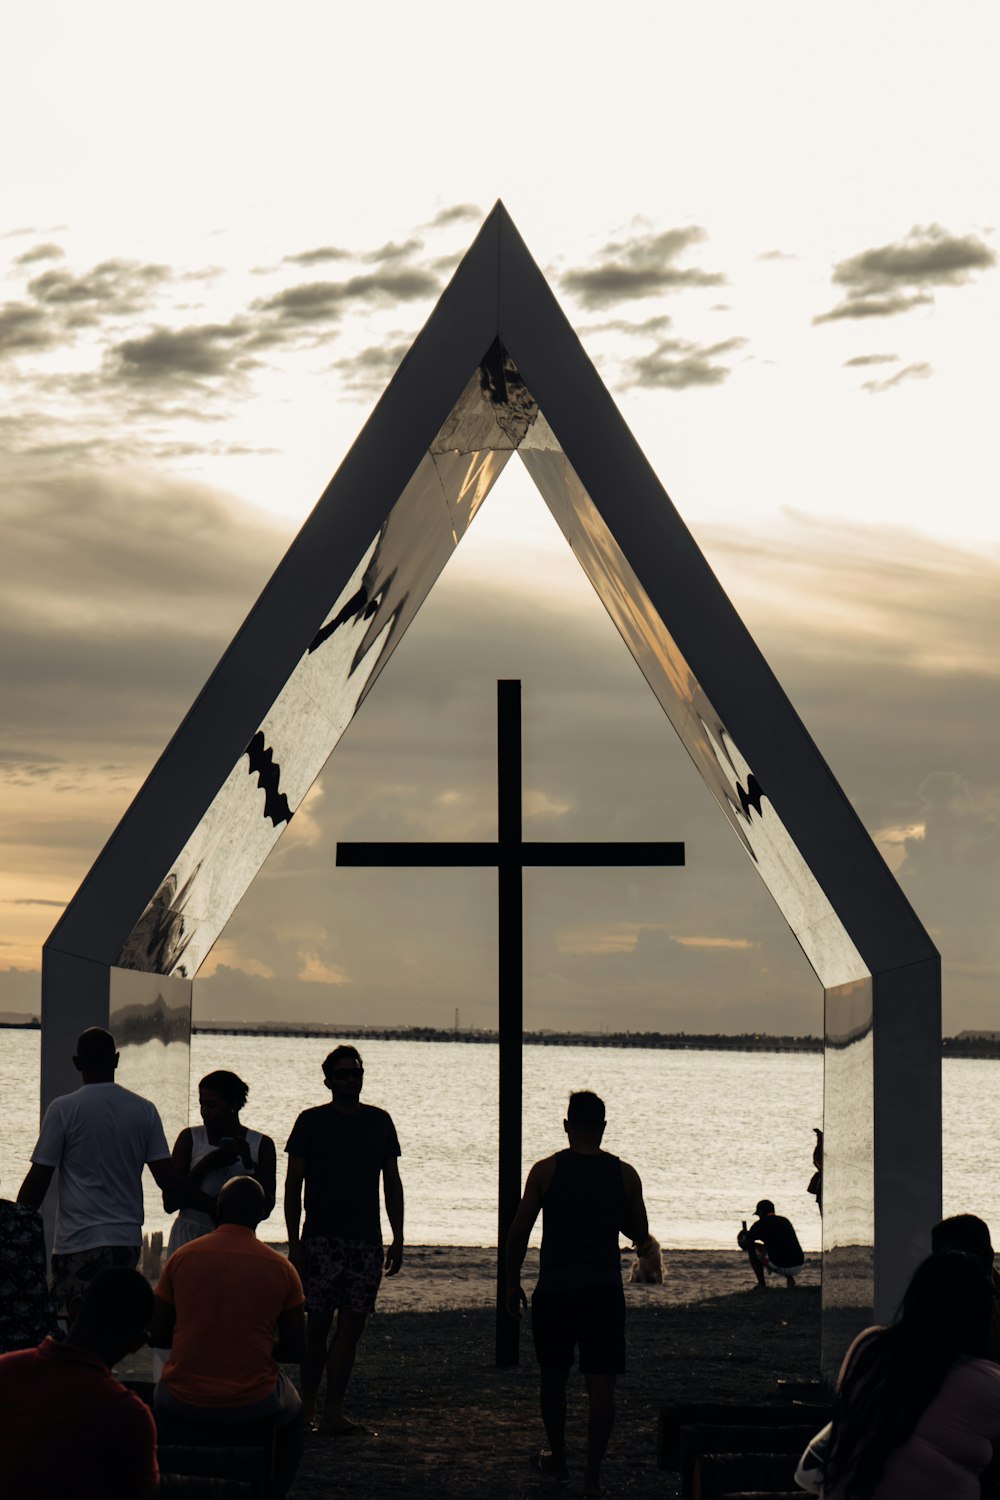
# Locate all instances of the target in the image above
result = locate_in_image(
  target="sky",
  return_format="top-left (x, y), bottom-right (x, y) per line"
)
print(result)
top-left (2, 2), bottom-right (998, 1036)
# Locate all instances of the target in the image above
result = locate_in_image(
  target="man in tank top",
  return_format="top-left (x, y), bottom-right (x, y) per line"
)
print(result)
top-left (505, 1090), bottom-right (651, 1497)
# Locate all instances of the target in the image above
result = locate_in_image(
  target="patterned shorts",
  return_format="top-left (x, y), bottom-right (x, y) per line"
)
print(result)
top-left (300, 1236), bottom-right (383, 1315)
top-left (50, 1244), bottom-right (141, 1320)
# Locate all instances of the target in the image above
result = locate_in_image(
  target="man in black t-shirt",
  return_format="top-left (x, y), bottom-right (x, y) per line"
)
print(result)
top-left (505, 1090), bottom-right (650, 1498)
top-left (737, 1199), bottom-right (804, 1289)
top-left (284, 1045), bottom-right (403, 1433)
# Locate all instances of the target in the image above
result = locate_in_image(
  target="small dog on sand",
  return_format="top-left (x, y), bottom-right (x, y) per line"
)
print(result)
top-left (628, 1235), bottom-right (664, 1284)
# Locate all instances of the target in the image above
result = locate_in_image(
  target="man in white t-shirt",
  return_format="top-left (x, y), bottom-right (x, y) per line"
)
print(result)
top-left (18, 1027), bottom-right (203, 1318)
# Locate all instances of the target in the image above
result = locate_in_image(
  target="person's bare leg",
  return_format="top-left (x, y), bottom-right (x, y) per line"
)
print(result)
top-left (582, 1373), bottom-right (616, 1496)
top-left (301, 1307), bottom-right (334, 1427)
top-left (747, 1243), bottom-right (767, 1289)
top-left (537, 1365), bottom-right (570, 1480)
top-left (319, 1306), bottom-right (368, 1432)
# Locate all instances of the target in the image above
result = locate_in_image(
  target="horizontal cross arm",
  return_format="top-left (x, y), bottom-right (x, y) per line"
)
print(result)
top-left (337, 841), bottom-right (500, 868)
top-left (520, 841), bottom-right (685, 867)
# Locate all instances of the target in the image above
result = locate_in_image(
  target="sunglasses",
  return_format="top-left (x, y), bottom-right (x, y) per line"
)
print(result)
top-left (329, 1068), bottom-right (364, 1081)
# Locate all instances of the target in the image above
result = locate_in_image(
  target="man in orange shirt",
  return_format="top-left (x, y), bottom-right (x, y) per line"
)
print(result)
top-left (150, 1175), bottom-right (306, 1500)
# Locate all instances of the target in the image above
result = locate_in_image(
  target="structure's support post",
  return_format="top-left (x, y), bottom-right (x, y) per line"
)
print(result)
top-left (872, 957), bottom-right (942, 1317)
top-left (496, 679), bottom-right (523, 1367)
top-left (821, 960), bottom-right (941, 1382)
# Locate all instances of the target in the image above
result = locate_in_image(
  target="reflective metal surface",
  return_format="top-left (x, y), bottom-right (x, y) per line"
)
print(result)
top-left (519, 410), bottom-right (868, 992)
top-left (118, 357), bottom-right (519, 977)
top-left (109, 966), bottom-right (192, 1234)
top-left (822, 976), bottom-right (875, 1378)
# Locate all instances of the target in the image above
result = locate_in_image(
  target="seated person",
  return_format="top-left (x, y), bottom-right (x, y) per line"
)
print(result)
top-left (150, 1175), bottom-right (306, 1500)
top-left (737, 1198), bottom-right (804, 1288)
top-left (0, 1266), bottom-right (157, 1498)
top-left (0, 1187), bottom-right (58, 1352)
top-left (932, 1212), bottom-right (1000, 1358)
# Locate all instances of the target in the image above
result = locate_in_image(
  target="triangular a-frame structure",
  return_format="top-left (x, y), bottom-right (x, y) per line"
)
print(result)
top-left (43, 204), bottom-right (939, 1371)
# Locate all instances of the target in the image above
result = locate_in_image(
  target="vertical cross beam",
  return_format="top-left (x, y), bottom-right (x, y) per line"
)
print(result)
top-left (496, 679), bottom-right (523, 1367)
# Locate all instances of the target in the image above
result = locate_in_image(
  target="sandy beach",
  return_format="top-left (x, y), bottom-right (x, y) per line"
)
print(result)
top-left (366, 1243), bottom-right (821, 1312)
top-left (141, 1245), bottom-right (821, 1498)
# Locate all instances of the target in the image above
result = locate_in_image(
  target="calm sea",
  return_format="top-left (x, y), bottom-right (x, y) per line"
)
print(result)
top-left (0, 1031), bottom-right (993, 1251)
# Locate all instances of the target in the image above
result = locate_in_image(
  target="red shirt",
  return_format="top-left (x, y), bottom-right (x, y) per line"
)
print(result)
top-left (0, 1337), bottom-right (158, 1498)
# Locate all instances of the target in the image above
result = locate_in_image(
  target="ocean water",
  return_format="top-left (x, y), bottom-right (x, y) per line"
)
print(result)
top-left (0, 1031), bottom-right (993, 1251)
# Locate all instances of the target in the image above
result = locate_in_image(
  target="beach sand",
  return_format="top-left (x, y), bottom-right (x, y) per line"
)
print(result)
top-left (280, 1246), bottom-right (822, 1498)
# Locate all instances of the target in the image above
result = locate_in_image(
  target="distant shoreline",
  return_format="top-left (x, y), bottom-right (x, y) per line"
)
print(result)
top-left (4, 1016), bottom-right (999, 1057)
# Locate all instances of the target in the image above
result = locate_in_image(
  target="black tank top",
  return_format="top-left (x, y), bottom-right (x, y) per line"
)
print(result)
top-left (538, 1149), bottom-right (627, 1291)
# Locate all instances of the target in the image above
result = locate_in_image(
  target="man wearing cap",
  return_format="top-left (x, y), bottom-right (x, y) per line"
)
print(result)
top-left (738, 1199), bottom-right (805, 1289)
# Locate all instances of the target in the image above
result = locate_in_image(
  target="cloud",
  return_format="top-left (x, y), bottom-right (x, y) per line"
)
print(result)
top-left (364, 238), bottom-right (423, 264)
top-left (108, 320), bottom-right (258, 386)
top-left (425, 204), bottom-right (482, 229)
top-left (624, 335), bottom-right (746, 390)
top-left (757, 249), bottom-right (798, 262)
top-left (561, 226), bottom-right (725, 308)
top-left (0, 463), bottom-right (285, 757)
top-left (253, 267), bottom-right (440, 331)
top-left (861, 361), bottom-right (932, 394)
top-left (814, 224), bottom-right (996, 323)
top-left (282, 245), bottom-right (351, 267)
top-left (581, 313), bottom-right (673, 340)
top-left (332, 338), bottom-right (412, 397)
top-left (27, 259), bottom-right (172, 324)
top-left (843, 354), bottom-right (898, 368)
top-left (0, 301), bottom-right (56, 356)
top-left (13, 242), bottom-right (64, 267)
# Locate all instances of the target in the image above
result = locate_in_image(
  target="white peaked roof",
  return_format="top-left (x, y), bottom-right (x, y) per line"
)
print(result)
top-left (46, 202), bottom-right (936, 995)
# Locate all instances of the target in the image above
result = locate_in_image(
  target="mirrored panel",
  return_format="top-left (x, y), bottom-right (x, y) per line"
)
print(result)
top-left (518, 409), bottom-right (868, 991)
top-left (117, 359), bottom-right (521, 978)
top-left (108, 967), bottom-right (192, 1245)
top-left (822, 976), bottom-right (875, 1377)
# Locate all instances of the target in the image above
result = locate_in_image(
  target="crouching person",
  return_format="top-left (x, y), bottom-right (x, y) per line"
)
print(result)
top-left (150, 1176), bottom-right (305, 1500)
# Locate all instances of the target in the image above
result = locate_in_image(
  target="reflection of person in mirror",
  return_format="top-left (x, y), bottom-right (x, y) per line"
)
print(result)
top-left (807, 1126), bottom-right (823, 1214)
top-left (505, 1090), bottom-right (650, 1497)
top-left (284, 1045), bottom-right (403, 1434)
top-left (738, 1200), bottom-right (805, 1290)
top-left (16, 1028), bottom-right (205, 1322)
top-left (164, 1070), bottom-right (277, 1254)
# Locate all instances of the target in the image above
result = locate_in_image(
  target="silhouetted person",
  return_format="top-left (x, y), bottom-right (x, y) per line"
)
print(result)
top-left (506, 1090), bottom-right (650, 1497)
top-left (825, 1252), bottom-right (1000, 1499)
top-left (738, 1198), bottom-right (804, 1289)
top-left (0, 1266), bottom-right (158, 1497)
top-left (166, 1068), bottom-right (277, 1251)
top-left (150, 1176), bottom-right (305, 1500)
top-left (284, 1044), bottom-right (404, 1433)
top-left (932, 1212), bottom-right (1000, 1361)
top-left (807, 1126), bottom-right (823, 1214)
top-left (18, 1027), bottom-right (205, 1321)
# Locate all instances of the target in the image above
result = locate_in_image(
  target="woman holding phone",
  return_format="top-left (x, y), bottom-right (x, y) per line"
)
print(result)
top-left (165, 1069), bottom-right (276, 1252)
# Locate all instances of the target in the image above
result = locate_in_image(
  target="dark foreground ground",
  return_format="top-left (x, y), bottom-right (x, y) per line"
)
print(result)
top-left (289, 1286), bottom-right (821, 1498)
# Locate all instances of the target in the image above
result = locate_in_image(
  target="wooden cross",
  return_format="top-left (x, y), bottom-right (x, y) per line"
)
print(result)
top-left (337, 680), bottom-right (685, 1364)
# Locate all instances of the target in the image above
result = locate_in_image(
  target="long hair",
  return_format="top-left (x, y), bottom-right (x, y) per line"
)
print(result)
top-left (824, 1251), bottom-right (992, 1498)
